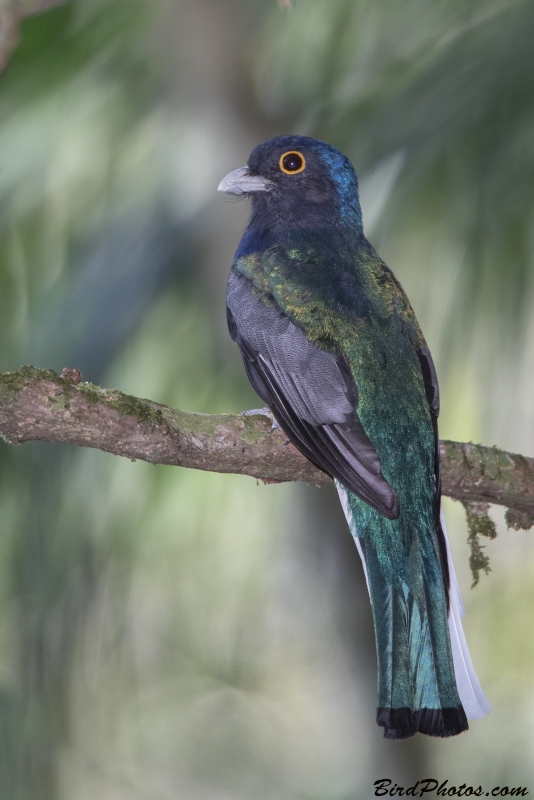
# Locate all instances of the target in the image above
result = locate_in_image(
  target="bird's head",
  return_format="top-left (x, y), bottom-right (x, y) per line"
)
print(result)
top-left (218, 136), bottom-right (363, 237)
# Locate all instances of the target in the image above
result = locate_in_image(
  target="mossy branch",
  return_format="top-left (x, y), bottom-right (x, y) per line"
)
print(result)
top-left (1, 367), bottom-right (534, 527)
top-left (463, 502), bottom-right (497, 587)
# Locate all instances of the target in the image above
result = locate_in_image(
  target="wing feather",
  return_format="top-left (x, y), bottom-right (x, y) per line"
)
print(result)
top-left (227, 270), bottom-right (399, 519)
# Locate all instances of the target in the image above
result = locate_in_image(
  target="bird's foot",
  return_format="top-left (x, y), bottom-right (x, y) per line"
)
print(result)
top-left (241, 407), bottom-right (280, 433)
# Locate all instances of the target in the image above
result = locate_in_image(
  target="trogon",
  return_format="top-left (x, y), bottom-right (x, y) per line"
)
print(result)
top-left (218, 135), bottom-right (490, 739)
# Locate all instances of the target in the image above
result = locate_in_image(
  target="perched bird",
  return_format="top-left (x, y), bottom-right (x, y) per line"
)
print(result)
top-left (218, 136), bottom-right (490, 739)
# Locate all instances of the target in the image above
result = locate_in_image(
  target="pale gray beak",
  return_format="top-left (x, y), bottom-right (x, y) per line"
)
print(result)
top-left (217, 166), bottom-right (273, 196)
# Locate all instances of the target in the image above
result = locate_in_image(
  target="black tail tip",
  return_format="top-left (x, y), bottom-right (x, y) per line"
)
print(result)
top-left (377, 707), bottom-right (469, 740)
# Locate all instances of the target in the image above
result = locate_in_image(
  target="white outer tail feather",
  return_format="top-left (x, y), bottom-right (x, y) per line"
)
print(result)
top-left (441, 508), bottom-right (491, 720)
top-left (335, 481), bottom-right (491, 722)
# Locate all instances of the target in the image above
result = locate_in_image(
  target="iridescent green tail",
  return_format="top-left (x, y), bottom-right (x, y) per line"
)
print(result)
top-left (337, 483), bottom-right (473, 739)
top-left (359, 535), bottom-right (468, 738)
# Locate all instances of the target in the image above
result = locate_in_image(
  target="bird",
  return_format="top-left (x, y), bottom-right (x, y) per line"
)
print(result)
top-left (218, 135), bottom-right (490, 739)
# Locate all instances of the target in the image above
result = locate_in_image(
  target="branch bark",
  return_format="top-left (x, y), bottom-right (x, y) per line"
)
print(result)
top-left (1, 366), bottom-right (533, 525)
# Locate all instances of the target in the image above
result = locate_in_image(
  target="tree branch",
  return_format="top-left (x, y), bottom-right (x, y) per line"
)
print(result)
top-left (0, 366), bottom-right (533, 526)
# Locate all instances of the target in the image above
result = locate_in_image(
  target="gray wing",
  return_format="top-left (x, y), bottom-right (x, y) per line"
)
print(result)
top-left (227, 270), bottom-right (399, 520)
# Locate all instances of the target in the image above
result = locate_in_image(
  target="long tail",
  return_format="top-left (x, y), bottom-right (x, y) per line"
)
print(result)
top-left (337, 483), bottom-right (490, 739)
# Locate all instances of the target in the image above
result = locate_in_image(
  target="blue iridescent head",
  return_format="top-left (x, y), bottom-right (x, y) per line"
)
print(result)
top-left (218, 136), bottom-right (363, 243)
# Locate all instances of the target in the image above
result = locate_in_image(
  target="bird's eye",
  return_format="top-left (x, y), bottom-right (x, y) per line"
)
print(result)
top-left (279, 151), bottom-right (306, 174)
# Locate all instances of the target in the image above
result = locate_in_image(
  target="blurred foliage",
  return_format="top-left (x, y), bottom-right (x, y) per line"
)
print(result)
top-left (0, 0), bottom-right (533, 797)
top-left (257, 0), bottom-right (534, 450)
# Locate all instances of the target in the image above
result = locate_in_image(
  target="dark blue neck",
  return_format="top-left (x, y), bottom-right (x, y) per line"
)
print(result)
top-left (235, 209), bottom-right (363, 261)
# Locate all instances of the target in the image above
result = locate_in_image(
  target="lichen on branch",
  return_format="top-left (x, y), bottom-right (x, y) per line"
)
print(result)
top-left (463, 502), bottom-right (497, 587)
top-left (0, 365), bottom-right (326, 484)
top-left (1, 366), bottom-right (534, 540)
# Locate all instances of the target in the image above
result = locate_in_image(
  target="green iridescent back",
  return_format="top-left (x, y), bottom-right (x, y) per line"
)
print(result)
top-left (235, 228), bottom-right (438, 586)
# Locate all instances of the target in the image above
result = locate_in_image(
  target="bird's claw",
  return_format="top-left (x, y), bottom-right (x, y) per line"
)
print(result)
top-left (241, 407), bottom-right (280, 432)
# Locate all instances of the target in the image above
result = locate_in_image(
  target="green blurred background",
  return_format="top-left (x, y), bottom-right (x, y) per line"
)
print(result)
top-left (0, 0), bottom-right (533, 796)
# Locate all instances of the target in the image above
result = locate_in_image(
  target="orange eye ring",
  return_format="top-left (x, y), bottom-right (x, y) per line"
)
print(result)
top-left (279, 150), bottom-right (306, 175)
